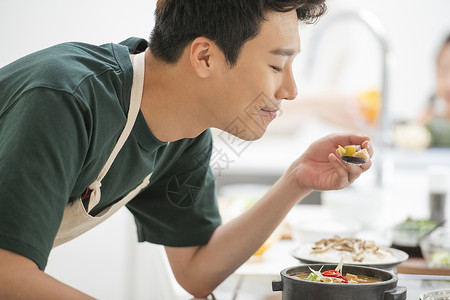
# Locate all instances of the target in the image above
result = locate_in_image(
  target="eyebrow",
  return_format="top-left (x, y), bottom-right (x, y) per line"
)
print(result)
top-left (270, 48), bottom-right (300, 57)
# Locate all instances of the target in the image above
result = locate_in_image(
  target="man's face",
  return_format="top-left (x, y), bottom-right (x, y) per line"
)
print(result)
top-left (214, 10), bottom-right (300, 141)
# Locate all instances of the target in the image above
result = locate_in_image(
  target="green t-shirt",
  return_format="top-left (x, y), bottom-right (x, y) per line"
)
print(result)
top-left (0, 38), bottom-right (221, 270)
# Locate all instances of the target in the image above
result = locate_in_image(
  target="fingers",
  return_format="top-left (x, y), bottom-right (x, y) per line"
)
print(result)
top-left (329, 151), bottom-right (371, 187)
top-left (329, 133), bottom-right (371, 149)
top-left (328, 153), bottom-right (347, 177)
top-left (360, 158), bottom-right (372, 173)
top-left (361, 140), bottom-right (374, 158)
top-left (328, 153), bottom-right (359, 186)
top-left (345, 162), bottom-right (367, 185)
top-left (347, 135), bottom-right (371, 147)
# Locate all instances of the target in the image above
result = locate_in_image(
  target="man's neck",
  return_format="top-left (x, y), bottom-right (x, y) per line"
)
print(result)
top-left (139, 49), bottom-right (212, 142)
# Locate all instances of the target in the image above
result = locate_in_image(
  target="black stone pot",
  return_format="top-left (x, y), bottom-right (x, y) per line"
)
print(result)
top-left (272, 264), bottom-right (407, 300)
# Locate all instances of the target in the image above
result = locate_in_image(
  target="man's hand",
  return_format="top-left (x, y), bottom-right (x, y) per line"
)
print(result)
top-left (287, 134), bottom-right (373, 192)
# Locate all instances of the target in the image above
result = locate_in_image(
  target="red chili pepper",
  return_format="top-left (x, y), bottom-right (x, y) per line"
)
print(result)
top-left (321, 270), bottom-right (348, 283)
top-left (321, 270), bottom-right (340, 277)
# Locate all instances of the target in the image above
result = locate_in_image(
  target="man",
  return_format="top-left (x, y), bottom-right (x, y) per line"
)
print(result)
top-left (0, 0), bottom-right (372, 298)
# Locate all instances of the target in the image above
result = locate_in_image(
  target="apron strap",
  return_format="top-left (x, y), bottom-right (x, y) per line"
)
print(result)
top-left (87, 51), bottom-right (146, 212)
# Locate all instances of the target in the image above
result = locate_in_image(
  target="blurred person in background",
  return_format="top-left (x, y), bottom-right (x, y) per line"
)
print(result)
top-left (419, 34), bottom-right (450, 147)
top-left (395, 34), bottom-right (450, 149)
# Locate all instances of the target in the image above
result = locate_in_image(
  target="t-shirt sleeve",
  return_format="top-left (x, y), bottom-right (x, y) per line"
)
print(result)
top-left (0, 88), bottom-right (89, 270)
top-left (126, 130), bottom-right (222, 247)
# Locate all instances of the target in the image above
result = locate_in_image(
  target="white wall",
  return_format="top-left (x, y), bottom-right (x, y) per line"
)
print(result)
top-left (0, 0), bottom-right (156, 64)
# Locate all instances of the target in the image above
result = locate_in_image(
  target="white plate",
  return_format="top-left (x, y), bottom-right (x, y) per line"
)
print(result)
top-left (291, 245), bottom-right (409, 270)
top-left (420, 289), bottom-right (450, 300)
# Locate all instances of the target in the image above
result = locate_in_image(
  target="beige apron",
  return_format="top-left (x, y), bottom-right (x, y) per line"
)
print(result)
top-left (53, 51), bottom-right (150, 248)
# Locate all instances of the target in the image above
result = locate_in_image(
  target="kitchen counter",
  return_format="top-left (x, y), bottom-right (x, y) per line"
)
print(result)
top-left (205, 134), bottom-right (450, 299)
top-left (208, 240), bottom-right (450, 300)
top-left (211, 273), bottom-right (450, 300)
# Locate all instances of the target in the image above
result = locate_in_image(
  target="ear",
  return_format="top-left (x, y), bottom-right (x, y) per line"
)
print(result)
top-left (189, 37), bottom-right (217, 78)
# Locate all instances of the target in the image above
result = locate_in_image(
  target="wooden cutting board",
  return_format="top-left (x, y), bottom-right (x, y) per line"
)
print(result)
top-left (398, 258), bottom-right (450, 276)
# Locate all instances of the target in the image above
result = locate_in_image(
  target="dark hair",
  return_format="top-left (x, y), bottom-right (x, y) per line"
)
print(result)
top-left (149, 0), bottom-right (327, 66)
top-left (444, 34), bottom-right (450, 45)
top-left (437, 33), bottom-right (450, 63)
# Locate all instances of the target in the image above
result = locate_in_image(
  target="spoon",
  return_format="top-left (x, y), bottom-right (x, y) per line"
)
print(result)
top-left (340, 156), bottom-right (369, 166)
top-left (338, 145), bottom-right (369, 166)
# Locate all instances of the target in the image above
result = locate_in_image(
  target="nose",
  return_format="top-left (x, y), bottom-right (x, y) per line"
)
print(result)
top-left (276, 68), bottom-right (298, 101)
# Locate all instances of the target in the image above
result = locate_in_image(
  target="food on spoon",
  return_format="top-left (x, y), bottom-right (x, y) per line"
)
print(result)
top-left (338, 145), bottom-right (370, 165)
top-left (338, 145), bottom-right (356, 157)
top-left (294, 259), bottom-right (381, 284)
top-left (296, 236), bottom-right (397, 264)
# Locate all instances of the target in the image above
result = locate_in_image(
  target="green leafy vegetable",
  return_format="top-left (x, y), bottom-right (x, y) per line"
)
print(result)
top-left (306, 272), bottom-right (318, 281)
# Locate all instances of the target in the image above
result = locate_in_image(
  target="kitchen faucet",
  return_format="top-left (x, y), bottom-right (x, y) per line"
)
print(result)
top-left (306, 9), bottom-right (392, 186)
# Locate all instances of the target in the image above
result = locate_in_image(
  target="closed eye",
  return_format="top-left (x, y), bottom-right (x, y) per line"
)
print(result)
top-left (270, 65), bottom-right (283, 72)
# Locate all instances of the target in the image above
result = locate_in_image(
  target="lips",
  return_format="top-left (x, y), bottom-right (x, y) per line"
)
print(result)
top-left (261, 108), bottom-right (279, 119)
top-left (261, 108), bottom-right (278, 113)
top-left (259, 99), bottom-right (281, 120)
